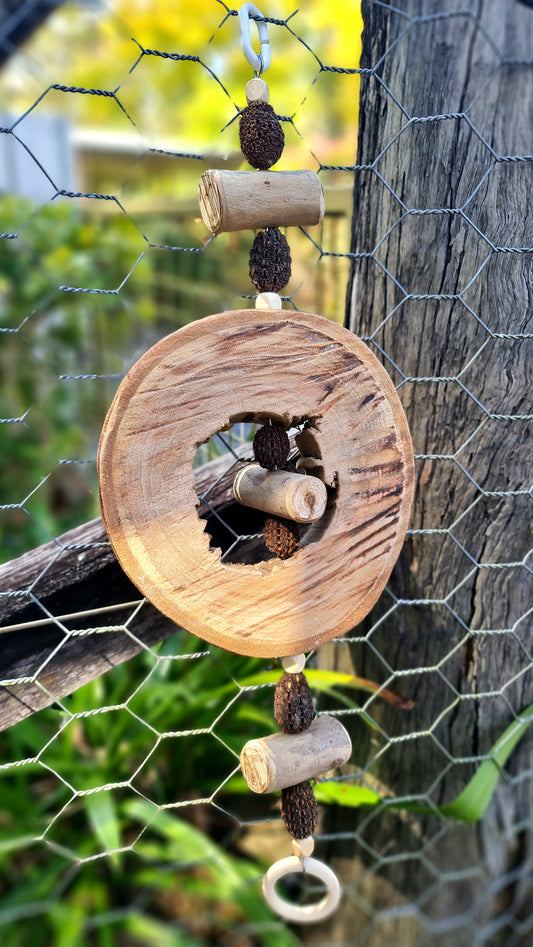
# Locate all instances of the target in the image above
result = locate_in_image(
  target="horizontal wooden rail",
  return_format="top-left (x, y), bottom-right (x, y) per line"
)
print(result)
top-left (0, 444), bottom-right (262, 732)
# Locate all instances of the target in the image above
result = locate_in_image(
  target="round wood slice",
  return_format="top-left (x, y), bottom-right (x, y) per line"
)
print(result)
top-left (97, 309), bottom-right (414, 658)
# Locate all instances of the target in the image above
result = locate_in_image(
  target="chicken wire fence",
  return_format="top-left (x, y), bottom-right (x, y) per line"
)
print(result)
top-left (0, 1), bottom-right (532, 945)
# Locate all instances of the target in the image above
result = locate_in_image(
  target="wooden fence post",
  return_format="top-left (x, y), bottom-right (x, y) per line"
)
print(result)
top-left (312, 2), bottom-right (533, 943)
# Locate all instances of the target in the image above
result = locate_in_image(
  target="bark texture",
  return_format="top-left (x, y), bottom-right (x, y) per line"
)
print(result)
top-left (0, 445), bottom-right (263, 731)
top-left (311, 2), bottom-right (533, 945)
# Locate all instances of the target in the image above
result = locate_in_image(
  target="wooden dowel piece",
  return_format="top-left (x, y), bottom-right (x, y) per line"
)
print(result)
top-left (233, 464), bottom-right (327, 523)
top-left (240, 716), bottom-right (352, 794)
top-left (198, 169), bottom-right (325, 234)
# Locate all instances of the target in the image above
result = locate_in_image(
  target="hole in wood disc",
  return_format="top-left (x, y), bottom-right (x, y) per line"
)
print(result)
top-left (276, 871), bottom-right (329, 906)
top-left (194, 414), bottom-right (334, 565)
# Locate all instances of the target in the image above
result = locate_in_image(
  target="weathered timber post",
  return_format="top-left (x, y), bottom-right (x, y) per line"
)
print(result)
top-left (312, 2), bottom-right (533, 944)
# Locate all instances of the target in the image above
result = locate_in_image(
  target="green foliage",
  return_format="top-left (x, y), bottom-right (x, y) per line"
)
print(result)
top-left (0, 649), bottom-right (423, 940)
top-left (2, 626), bottom-right (528, 940)
top-left (0, 196), bottom-right (147, 557)
top-left (315, 702), bottom-right (533, 823)
top-left (0, 196), bottom-right (251, 561)
top-left (0, 1), bottom-right (363, 169)
top-left (0, 633), bottom-right (301, 944)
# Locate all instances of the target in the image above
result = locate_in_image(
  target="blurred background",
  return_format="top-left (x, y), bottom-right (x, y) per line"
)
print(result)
top-left (0, 0), bottom-right (362, 562)
top-left (0, 2), bottom-right (364, 944)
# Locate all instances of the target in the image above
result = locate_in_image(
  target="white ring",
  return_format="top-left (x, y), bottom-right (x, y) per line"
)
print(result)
top-left (262, 855), bottom-right (341, 924)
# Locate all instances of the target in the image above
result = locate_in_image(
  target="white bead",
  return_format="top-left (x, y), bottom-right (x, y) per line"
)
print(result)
top-left (255, 292), bottom-right (282, 310)
top-left (281, 653), bottom-right (306, 673)
top-left (245, 77), bottom-right (269, 104)
top-left (292, 836), bottom-right (315, 859)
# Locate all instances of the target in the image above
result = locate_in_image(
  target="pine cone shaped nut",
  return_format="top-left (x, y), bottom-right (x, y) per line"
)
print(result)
top-left (274, 671), bottom-right (314, 734)
top-left (253, 422), bottom-right (290, 470)
top-left (239, 101), bottom-right (285, 170)
top-left (264, 515), bottom-right (299, 559)
top-left (249, 228), bottom-right (291, 294)
top-left (281, 781), bottom-right (319, 840)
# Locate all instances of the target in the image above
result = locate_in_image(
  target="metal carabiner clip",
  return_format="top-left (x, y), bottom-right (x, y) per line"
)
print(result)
top-left (239, 3), bottom-right (271, 76)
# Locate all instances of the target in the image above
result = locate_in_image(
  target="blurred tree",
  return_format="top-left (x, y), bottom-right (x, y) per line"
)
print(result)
top-left (0, 0), bottom-right (362, 168)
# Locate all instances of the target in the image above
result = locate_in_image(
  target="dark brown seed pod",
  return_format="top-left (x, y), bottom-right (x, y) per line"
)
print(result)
top-left (264, 515), bottom-right (299, 559)
top-left (274, 671), bottom-right (314, 734)
top-left (281, 781), bottom-right (319, 840)
top-left (239, 101), bottom-right (285, 170)
top-left (253, 422), bottom-right (290, 470)
top-left (249, 227), bottom-right (292, 294)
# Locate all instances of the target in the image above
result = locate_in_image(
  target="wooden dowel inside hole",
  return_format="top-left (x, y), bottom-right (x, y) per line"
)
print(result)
top-left (198, 169), bottom-right (325, 234)
top-left (240, 716), bottom-right (352, 794)
top-left (233, 464), bottom-right (327, 523)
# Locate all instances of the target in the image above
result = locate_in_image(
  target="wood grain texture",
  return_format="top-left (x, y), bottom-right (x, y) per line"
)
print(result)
top-left (310, 2), bottom-right (533, 943)
top-left (198, 170), bottom-right (325, 233)
top-left (0, 518), bottom-right (176, 732)
top-left (233, 465), bottom-right (327, 523)
top-left (240, 715), bottom-right (352, 793)
top-left (98, 309), bottom-right (414, 658)
top-left (0, 447), bottom-right (254, 732)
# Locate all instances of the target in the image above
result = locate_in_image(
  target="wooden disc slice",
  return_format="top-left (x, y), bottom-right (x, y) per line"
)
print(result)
top-left (97, 309), bottom-right (414, 658)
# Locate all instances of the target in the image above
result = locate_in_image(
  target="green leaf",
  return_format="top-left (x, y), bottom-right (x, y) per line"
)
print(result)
top-left (0, 833), bottom-right (41, 856)
top-left (122, 913), bottom-right (207, 947)
top-left (124, 799), bottom-right (301, 946)
top-left (314, 781), bottom-right (382, 808)
top-left (49, 904), bottom-right (86, 947)
top-left (439, 702), bottom-right (533, 822)
top-left (317, 702), bottom-right (533, 823)
top-left (84, 790), bottom-right (121, 868)
top-left (125, 798), bottom-right (225, 866)
top-left (239, 667), bottom-right (412, 707)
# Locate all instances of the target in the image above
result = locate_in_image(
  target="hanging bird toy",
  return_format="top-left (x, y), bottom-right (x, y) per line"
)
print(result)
top-left (98, 4), bottom-right (414, 925)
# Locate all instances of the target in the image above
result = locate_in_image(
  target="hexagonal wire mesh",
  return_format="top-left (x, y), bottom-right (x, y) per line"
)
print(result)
top-left (0, 1), bottom-right (531, 945)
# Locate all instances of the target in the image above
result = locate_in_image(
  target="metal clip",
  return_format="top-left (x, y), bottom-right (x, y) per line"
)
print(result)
top-left (239, 4), bottom-right (271, 76)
